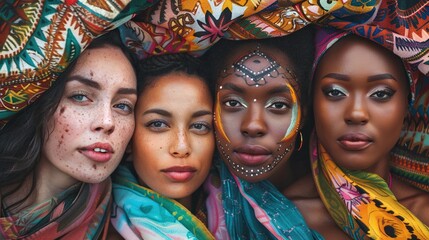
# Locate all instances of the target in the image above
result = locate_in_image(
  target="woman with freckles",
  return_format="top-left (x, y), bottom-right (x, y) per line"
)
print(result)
top-left (0, 30), bottom-right (138, 239)
top-left (204, 27), bottom-right (323, 239)
top-left (110, 53), bottom-right (215, 239)
top-left (285, 28), bottom-right (429, 239)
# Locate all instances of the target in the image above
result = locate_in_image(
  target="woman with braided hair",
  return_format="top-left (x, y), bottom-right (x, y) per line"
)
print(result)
top-left (110, 53), bottom-right (216, 239)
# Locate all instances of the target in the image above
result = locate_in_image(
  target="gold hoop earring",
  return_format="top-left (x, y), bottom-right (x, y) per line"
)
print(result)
top-left (297, 131), bottom-right (303, 151)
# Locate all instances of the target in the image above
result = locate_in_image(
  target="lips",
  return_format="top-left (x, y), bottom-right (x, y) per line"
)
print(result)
top-left (79, 142), bottom-right (114, 162)
top-left (161, 166), bottom-right (197, 182)
top-left (234, 145), bottom-right (272, 166)
top-left (338, 133), bottom-right (373, 151)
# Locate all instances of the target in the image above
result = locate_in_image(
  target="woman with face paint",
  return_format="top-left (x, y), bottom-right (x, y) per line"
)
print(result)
top-left (110, 53), bottom-right (216, 239)
top-left (285, 28), bottom-right (429, 239)
top-left (0, 30), bottom-right (138, 239)
top-left (203, 26), bottom-right (323, 239)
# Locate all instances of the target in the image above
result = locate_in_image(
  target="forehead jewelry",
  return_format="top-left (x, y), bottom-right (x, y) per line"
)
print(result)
top-left (232, 45), bottom-right (281, 86)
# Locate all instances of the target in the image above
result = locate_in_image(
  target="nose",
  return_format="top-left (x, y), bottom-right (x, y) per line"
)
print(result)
top-left (345, 95), bottom-right (369, 125)
top-left (170, 129), bottom-right (191, 158)
top-left (91, 104), bottom-right (115, 134)
top-left (240, 104), bottom-right (267, 137)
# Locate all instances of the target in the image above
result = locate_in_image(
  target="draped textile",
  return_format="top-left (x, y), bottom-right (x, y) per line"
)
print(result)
top-left (0, 0), bottom-right (155, 126)
top-left (214, 159), bottom-right (323, 239)
top-left (0, 180), bottom-right (111, 239)
top-left (311, 136), bottom-right (429, 239)
top-left (110, 165), bottom-right (214, 240)
top-left (118, 0), bottom-right (380, 60)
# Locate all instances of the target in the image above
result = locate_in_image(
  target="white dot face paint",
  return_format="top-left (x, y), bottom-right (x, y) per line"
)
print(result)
top-left (215, 45), bottom-right (301, 182)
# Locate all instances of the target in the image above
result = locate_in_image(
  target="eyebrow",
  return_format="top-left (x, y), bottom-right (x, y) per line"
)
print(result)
top-left (68, 76), bottom-right (101, 89)
top-left (192, 110), bottom-right (212, 118)
top-left (367, 74), bottom-right (397, 82)
top-left (143, 109), bottom-right (172, 117)
top-left (68, 76), bottom-right (137, 95)
top-left (322, 73), bottom-right (350, 81)
top-left (221, 83), bottom-right (244, 93)
top-left (268, 86), bottom-right (291, 95)
top-left (117, 88), bottom-right (137, 95)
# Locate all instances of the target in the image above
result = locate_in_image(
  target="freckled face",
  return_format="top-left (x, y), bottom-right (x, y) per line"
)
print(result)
top-left (215, 44), bottom-right (301, 182)
top-left (41, 46), bottom-right (137, 184)
top-left (133, 73), bottom-right (214, 200)
top-left (313, 36), bottom-right (409, 172)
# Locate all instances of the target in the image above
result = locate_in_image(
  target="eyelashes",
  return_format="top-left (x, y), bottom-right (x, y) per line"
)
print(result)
top-left (321, 85), bottom-right (397, 101)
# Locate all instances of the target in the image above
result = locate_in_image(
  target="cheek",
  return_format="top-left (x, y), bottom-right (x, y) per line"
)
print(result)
top-left (195, 135), bottom-right (215, 160)
top-left (115, 117), bottom-right (135, 145)
top-left (49, 111), bottom-right (81, 147)
top-left (221, 112), bottom-right (242, 141)
top-left (267, 116), bottom-right (292, 142)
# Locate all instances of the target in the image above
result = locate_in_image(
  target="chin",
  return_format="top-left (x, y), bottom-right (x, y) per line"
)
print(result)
top-left (236, 173), bottom-right (268, 183)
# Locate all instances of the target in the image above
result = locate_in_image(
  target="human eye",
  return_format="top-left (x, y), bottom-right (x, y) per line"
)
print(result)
top-left (225, 100), bottom-right (243, 107)
top-left (322, 86), bottom-right (347, 99)
top-left (190, 121), bottom-right (212, 135)
top-left (114, 101), bottom-right (134, 115)
top-left (145, 120), bottom-right (169, 132)
top-left (222, 96), bottom-right (247, 111)
top-left (69, 91), bottom-right (92, 104)
top-left (370, 88), bottom-right (395, 101)
top-left (265, 97), bottom-right (291, 113)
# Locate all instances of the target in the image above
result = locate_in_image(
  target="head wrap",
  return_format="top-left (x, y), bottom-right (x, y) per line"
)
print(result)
top-left (310, 27), bottom-right (429, 239)
top-left (0, 0), bottom-right (154, 127)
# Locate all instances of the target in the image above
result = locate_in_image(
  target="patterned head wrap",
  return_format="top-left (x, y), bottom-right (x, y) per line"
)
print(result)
top-left (310, 27), bottom-right (429, 239)
top-left (0, 0), bottom-right (154, 127)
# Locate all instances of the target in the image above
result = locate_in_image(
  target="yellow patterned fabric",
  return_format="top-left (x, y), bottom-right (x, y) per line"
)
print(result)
top-left (311, 137), bottom-right (429, 239)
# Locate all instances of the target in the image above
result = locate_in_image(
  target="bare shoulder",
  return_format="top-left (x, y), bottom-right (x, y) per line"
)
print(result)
top-left (393, 178), bottom-right (429, 225)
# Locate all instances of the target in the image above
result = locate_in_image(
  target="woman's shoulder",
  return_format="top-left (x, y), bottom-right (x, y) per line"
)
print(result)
top-left (394, 178), bottom-right (429, 225)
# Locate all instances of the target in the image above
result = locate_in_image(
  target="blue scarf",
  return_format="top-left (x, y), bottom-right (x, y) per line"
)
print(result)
top-left (218, 159), bottom-right (323, 239)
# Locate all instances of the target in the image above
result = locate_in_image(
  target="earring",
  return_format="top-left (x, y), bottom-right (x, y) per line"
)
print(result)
top-left (297, 131), bottom-right (303, 151)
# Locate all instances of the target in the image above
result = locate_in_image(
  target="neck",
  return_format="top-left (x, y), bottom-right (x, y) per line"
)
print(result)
top-left (365, 154), bottom-right (392, 186)
top-left (268, 160), bottom-right (295, 192)
top-left (176, 195), bottom-right (193, 212)
top-left (3, 158), bottom-right (78, 214)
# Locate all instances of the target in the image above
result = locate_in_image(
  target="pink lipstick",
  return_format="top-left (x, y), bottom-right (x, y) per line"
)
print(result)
top-left (161, 166), bottom-right (196, 182)
top-left (234, 145), bottom-right (272, 166)
top-left (79, 143), bottom-right (114, 162)
top-left (338, 133), bottom-right (373, 151)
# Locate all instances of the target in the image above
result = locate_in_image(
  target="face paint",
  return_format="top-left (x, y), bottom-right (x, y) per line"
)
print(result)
top-left (215, 46), bottom-right (301, 182)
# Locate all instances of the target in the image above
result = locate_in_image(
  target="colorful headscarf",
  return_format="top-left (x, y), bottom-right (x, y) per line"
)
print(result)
top-left (213, 158), bottom-right (323, 239)
top-left (316, 1), bottom-right (429, 190)
top-left (0, 0), bottom-right (155, 126)
top-left (311, 27), bottom-right (429, 239)
top-left (118, 0), bottom-right (380, 59)
top-left (0, 180), bottom-right (111, 239)
top-left (311, 135), bottom-right (429, 239)
top-left (111, 165), bottom-right (214, 239)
